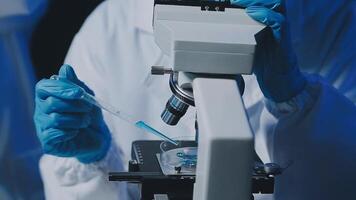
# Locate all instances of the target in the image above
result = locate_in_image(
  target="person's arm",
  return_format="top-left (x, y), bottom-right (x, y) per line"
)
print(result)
top-left (232, 0), bottom-right (356, 199)
top-left (40, 144), bottom-right (126, 200)
top-left (37, 0), bottom-right (131, 199)
top-left (260, 75), bottom-right (356, 200)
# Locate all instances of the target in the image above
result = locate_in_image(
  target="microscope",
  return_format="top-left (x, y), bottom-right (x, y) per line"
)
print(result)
top-left (109, 1), bottom-right (282, 199)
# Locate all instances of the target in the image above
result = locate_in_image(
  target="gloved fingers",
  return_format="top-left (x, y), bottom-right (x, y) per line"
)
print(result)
top-left (40, 128), bottom-right (81, 157)
top-left (246, 6), bottom-right (284, 40)
top-left (38, 128), bottom-right (78, 147)
top-left (58, 64), bottom-right (79, 82)
top-left (36, 78), bottom-right (84, 100)
top-left (39, 124), bottom-right (111, 162)
top-left (36, 96), bottom-right (92, 114)
top-left (58, 64), bottom-right (93, 94)
top-left (44, 128), bottom-right (107, 159)
top-left (231, 0), bottom-right (281, 10)
top-left (36, 112), bottom-right (91, 130)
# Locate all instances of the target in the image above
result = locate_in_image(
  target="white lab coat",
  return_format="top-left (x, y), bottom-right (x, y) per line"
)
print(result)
top-left (39, 0), bottom-right (356, 199)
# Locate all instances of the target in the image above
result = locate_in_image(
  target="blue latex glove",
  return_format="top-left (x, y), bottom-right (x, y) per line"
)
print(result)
top-left (34, 64), bottom-right (111, 163)
top-left (231, 0), bottom-right (306, 102)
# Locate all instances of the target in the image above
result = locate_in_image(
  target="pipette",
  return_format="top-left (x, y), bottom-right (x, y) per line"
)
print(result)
top-left (51, 75), bottom-right (179, 146)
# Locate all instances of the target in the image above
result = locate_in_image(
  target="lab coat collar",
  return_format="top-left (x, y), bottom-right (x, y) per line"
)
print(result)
top-left (134, 0), bottom-right (154, 33)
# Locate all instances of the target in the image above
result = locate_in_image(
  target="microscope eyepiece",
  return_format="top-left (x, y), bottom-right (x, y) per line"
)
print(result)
top-left (161, 95), bottom-right (189, 126)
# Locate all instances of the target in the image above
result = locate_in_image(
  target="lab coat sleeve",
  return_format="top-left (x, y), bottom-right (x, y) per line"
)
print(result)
top-left (39, 143), bottom-right (128, 200)
top-left (261, 75), bottom-right (356, 200)
top-left (39, 0), bottom-right (132, 199)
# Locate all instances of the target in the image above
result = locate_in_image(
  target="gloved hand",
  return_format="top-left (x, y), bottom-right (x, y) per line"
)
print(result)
top-left (231, 0), bottom-right (306, 102)
top-left (34, 64), bottom-right (111, 164)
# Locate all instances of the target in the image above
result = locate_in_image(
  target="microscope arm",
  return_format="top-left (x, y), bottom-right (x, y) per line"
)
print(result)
top-left (192, 77), bottom-right (254, 200)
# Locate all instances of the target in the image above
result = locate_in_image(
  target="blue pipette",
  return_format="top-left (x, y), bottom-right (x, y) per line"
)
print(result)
top-left (51, 75), bottom-right (179, 146)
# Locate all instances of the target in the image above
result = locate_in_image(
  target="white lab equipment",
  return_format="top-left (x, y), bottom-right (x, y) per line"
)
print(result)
top-left (109, 3), bottom-right (279, 199)
top-left (153, 2), bottom-right (264, 199)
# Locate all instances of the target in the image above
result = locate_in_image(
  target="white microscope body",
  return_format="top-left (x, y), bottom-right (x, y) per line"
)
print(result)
top-left (153, 1), bottom-right (265, 200)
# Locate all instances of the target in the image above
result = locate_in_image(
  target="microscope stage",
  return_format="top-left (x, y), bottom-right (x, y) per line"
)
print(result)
top-left (109, 141), bottom-right (276, 200)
